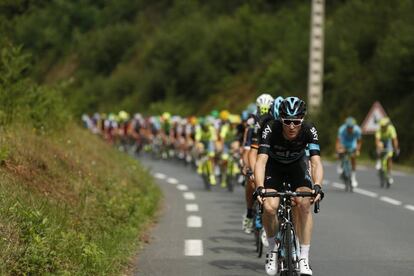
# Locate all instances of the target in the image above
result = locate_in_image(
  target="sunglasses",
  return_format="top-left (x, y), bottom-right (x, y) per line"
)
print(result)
top-left (281, 118), bottom-right (303, 126)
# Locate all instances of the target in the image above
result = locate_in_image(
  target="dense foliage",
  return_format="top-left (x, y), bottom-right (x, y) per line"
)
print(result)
top-left (1, 0), bottom-right (414, 162)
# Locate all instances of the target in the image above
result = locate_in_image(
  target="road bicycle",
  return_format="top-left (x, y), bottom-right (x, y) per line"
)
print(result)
top-left (339, 150), bottom-right (353, 192)
top-left (260, 184), bottom-right (321, 276)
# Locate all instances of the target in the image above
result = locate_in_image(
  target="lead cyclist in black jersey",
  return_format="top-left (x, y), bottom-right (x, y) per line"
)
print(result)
top-left (254, 97), bottom-right (324, 276)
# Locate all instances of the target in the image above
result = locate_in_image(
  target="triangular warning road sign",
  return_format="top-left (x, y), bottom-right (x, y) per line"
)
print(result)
top-left (361, 101), bottom-right (388, 134)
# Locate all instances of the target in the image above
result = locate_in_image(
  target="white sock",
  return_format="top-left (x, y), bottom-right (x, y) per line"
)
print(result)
top-left (267, 236), bottom-right (276, 252)
top-left (351, 171), bottom-right (356, 179)
top-left (300, 244), bottom-right (310, 260)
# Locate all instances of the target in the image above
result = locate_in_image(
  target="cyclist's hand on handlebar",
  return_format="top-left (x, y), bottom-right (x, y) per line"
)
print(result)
top-left (312, 184), bottom-right (324, 202)
top-left (253, 186), bottom-right (265, 204)
top-left (394, 148), bottom-right (401, 157)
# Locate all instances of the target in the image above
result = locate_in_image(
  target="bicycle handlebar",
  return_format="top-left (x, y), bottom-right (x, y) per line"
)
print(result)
top-left (261, 191), bottom-right (321, 214)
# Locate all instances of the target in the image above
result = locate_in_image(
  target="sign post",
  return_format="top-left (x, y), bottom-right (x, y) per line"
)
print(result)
top-left (361, 101), bottom-right (388, 135)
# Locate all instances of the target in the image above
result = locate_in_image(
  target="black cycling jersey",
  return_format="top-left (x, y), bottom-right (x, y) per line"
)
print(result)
top-left (236, 123), bottom-right (245, 144)
top-left (251, 113), bottom-right (273, 147)
top-left (258, 120), bottom-right (320, 164)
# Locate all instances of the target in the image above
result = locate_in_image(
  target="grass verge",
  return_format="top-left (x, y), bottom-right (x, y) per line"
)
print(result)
top-left (0, 123), bottom-right (161, 275)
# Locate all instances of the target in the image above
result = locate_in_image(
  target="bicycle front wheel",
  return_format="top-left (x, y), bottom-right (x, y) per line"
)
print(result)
top-left (283, 224), bottom-right (294, 276)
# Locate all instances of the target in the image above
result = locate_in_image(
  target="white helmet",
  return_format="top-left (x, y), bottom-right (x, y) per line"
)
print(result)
top-left (256, 93), bottom-right (274, 115)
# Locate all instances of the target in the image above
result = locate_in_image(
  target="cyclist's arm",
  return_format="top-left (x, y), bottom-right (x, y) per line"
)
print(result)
top-left (335, 137), bottom-right (343, 153)
top-left (248, 147), bottom-right (258, 173)
top-left (390, 126), bottom-right (399, 152)
top-left (310, 155), bottom-right (323, 186)
top-left (356, 138), bottom-right (362, 155)
top-left (254, 153), bottom-right (268, 188)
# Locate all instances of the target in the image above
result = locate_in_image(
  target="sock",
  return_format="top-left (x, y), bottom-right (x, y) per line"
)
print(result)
top-left (246, 208), bottom-right (254, 219)
top-left (300, 244), bottom-right (310, 260)
top-left (267, 236), bottom-right (277, 252)
top-left (351, 171), bottom-right (356, 179)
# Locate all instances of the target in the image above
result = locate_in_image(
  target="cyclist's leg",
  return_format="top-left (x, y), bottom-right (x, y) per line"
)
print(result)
top-left (386, 151), bottom-right (394, 183)
top-left (349, 149), bottom-right (358, 187)
top-left (290, 157), bottom-right (313, 262)
top-left (262, 161), bottom-right (283, 275)
top-left (262, 160), bottom-right (283, 250)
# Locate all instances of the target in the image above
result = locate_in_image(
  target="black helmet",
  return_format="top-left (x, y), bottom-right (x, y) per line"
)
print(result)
top-left (279, 97), bottom-right (307, 119)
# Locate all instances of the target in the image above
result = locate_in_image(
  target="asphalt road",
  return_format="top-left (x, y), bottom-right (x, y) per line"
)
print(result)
top-left (135, 156), bottom-right (414, 276)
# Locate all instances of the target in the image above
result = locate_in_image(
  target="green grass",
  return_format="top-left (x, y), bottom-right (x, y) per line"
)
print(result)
top-left (0, 123), bottom-right (161, 275)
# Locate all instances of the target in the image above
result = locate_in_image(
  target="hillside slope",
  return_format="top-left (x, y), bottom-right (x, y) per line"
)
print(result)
top-left (0, 124), bottom-right (160, 275)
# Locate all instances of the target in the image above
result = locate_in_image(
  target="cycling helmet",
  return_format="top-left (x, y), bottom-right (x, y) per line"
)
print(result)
top-left (198, 117), bottom-right (205, 126)
top-left (272, 96), bottom-right (284, 119)
top-left (241, 110), bottom-right (249, 121)
top-left (246, 103), bottom-right (257, 115)
top-left (379, 117), bottom-right (390, 127)
top-left (256, 93), bottom-right (274, 115)
top-left (210, 110), bottom-right (219, 119)
top-left (118, 110), bottom-right (130, 122)
top-left (279, 97), bottom-right (306, 119)
top-left (220, 110), bottom-right (230, 121)
top-left (345, 117), bottom-right (356, 127)
top-left (229, 114), bottom-right (241, 124)
top-left (162, 112), bottom-right (171, 121)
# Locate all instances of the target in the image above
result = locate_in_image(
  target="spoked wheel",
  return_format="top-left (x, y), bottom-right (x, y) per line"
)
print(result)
top-left (386, 176), bottom-right (391, 189)
top-left (379, 170), bottom-right (385, 188)
top-left (257, 228), bottom-right (264, 258)
top-left (254, 229), bottom-right (259, 253)
top-left (283, 224), bottom-right (294, 276)
top-left (346, 178), bottom-right (353, 193)
top-left (202, 161), bottom-right (211, 191)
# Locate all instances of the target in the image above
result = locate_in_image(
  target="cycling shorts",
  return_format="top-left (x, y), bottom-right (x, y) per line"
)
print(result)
top-left (202, 141), bottom-right (215, 155)
top-left (264, 156), bottom-right (312, 191)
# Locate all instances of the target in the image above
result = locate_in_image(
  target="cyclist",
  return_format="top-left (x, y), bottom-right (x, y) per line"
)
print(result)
top-left (195, 116), bottom-right (218, 185)
top-left (254, 97), bottom-right (324, 276)
top-left (242, 94), bottom-right (274, 234)
top-left (375, 117), bottom-right (400, 185)
top-left (218, 110), bottom-right (238, 187)
top-left (335, 117), bottom-right (362, 187)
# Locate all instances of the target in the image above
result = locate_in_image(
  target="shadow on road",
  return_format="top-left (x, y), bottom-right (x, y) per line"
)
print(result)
top-left (209, 259), bottom-right (262, 275)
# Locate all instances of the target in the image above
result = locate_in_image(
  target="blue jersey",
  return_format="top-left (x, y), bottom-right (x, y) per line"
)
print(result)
top-left (338, 124), bottom-right (362, 150)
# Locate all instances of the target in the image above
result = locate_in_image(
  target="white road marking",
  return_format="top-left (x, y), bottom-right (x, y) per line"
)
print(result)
top-left (404, 205), bottom-right (414, 212)
top-left (177, 184), bottom-right (189, 191)
top-left (183, 192), bottom-right (196, 200)
top-left (186, 204), bottom-right (199, 212)
top-left (185, 240), bottom-right (203, 256)
top-left (380, 196), bottom-right (402, 206)
top-left (167, 178), bottom-right (179, 184)
top-left (353, 188), bottom-right (378, 198)
top-left (187, 215), bottom-right (202, 228)
top-left (154, 173), bottom-right (166, 179)
top-left (332, 182), bottom-right (345, 190)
